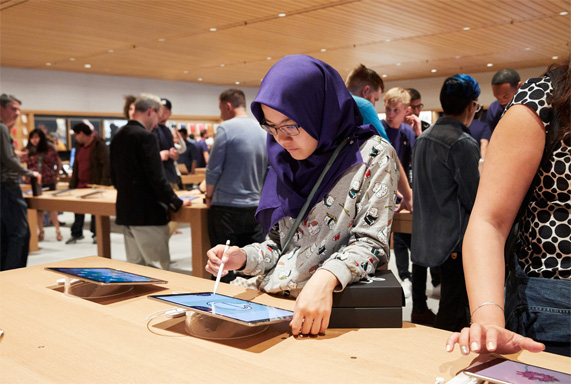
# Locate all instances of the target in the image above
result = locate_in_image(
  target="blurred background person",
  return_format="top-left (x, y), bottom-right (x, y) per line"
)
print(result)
top-left (26, 128), bottom-right (63, 241)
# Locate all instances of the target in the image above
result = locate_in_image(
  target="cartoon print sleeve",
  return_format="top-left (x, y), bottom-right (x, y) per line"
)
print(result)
top-left (320, 139), bottom-right (399, 290)
top-left (240, 226), bottom-right (282, 276)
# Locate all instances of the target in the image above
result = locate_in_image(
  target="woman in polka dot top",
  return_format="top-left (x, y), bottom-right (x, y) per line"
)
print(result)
top-left (447, 60), bottom-right (570, 357)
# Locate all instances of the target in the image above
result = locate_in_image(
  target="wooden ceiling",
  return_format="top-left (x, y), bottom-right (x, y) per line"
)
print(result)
top-left (1, 0), bottom-right (570, 86)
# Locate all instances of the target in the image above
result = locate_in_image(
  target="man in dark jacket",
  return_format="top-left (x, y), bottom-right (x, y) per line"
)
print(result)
top-left (411, 74), bottom-right (481, 332)
top-left (110, 93), bottom-right (191, 269)
top-left (66, 122), bottom-right (111, 244)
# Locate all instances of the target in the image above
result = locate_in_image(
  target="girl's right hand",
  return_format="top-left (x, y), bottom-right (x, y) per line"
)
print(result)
top-left (205, 245), bottom-right (246, 277)
top-left (446, 322), bottom-right (545, 355)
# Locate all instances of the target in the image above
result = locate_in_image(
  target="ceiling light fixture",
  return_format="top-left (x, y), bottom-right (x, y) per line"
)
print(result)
top-left (84, 64), bottom-right (91, 69)
top-left (209, 28), bottom-right (217, 32)
top-left (382, 74), bottom-right (387, 78)
top-left (553, 56), bottom-right (559, 60)
top-left (560, 11), bottom-right (568, 15)
top-left (278, 13), bottom-right (286, 17)
top-left (385, 39), bottom-right (391, 42)
top-left (198, 78), bottom-right (203, 81)
top-left (455, 56), bottom-right (461, 59)
top-left (235, 81), bottom-right (240, 85)
top-left (396, 63), bottom-right (401, 66)
top-left (525, 47), bottom-right (531, 51)
top-left (321, 48), bottom-right (327, 52)
top-left (108, 49), bottom-right (114, 53)
top-left (487, 63), bottom-right (493, 67)
top-left (431, 69), bottom-right (437, 73)
top-left (220, 64), bottom-right (225, 67)
top-left (45, 62), bottom-right (52, 66)
top-left (69, 58), bottom-right (75, 61)
top-left (158, 38), bottom-right (165, 42)
top-left (463, 27), bottom-right (470, 31)
top-left (183, 70), bottom-right (188, 74)
top-left (266, 57), bottom-right (272, 60)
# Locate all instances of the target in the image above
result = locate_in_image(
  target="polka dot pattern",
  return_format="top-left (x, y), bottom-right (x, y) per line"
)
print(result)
top-left (509, 75), bottom-right (571, 280)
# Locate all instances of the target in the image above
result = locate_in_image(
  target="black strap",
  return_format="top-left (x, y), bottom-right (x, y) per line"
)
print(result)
top-left (280, 137), bottom-right (350, 254)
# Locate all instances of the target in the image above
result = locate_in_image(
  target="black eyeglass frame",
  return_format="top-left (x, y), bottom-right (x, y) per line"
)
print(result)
top-left (259, 121), bottom-right (301, 136)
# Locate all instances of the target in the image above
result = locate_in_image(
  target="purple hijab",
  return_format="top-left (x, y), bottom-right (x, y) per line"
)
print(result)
top-left (251, 55), bottom-right (377, 234)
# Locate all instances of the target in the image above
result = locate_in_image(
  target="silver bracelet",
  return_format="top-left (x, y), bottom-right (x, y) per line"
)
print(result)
top-left (470, 302), bottom-right (504, 318)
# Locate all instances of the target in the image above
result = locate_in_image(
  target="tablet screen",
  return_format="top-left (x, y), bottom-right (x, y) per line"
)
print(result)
top-left (149, 292), bottom-right (293, 326)
top-left (45, 267), bottom-right (167, 285)
top-left (464, 358), bottom-right (571, 384)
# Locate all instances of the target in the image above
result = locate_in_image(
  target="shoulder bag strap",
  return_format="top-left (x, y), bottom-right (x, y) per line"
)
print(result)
top-left (280, 137), bottom-right (350, 254)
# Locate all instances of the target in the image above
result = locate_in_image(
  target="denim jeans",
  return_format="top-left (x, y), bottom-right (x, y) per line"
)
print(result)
top-left (207, 205), bottom-right (264, 283)
top-left (1, 182), bottom-right (30, 271)
top-left (393, 232), bottom-right (411, 281)
top-left (505, 254), bottom-right (571, 357)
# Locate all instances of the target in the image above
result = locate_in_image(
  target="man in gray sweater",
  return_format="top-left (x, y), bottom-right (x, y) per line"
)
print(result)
top-left (1, 94), bottom-right (42, 270)
top-left (205, 89), bottom-right (268, 282)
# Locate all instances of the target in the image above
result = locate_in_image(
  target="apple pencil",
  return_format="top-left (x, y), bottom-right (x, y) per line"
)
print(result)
top-left (213, 239), bottom-right (230, 295)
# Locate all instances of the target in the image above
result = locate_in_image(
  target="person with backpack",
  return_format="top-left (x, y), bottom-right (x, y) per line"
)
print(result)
top-left (446, 60), bottom-right (570, 357)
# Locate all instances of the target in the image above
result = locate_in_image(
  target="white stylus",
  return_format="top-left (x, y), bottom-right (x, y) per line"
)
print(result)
top-left (213, 239), bottom-right (230, 295)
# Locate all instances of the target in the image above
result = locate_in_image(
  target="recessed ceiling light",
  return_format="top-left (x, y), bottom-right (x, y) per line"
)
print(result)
top-left (385, 39), bottom-right (391, 42)
top-left (209, 27), bottom-right (217, 32)
top-left (266, 57), bottom-right (272, 60)
top-left (69, 58), bottom-right (75, 61)
top-left (560, 11), bottom-right (568, 15)
top-left (456, 56), bottom-right (461, 59)
top-left (463, 27), bottom-right (470, 31)
top-left (382, 74), bottom-right (387, 78)
top-left (525, 47), bottom-right (531, 51)
top-left (431, 69), bottom-right (437, 73)
top-left (158, 38), bottom-right (165, 42)
top-left (278, 13), bottom-right (286, 17)
top-left (183, 70), bottom-right (188, 74)
top-left (198, 78), bottom-right (203, 81)
top-left (235, 81), bottom-right (240, 85)
top-left (396, 63), bottom-right (401, 66)
top-left (321, 48), bottom-right (327, 52)
top-left (487, 63), bottom-right (493, 67)
top-left (45, 62), bottom-right (52, 66)
top-left (108, 49), bottom-right (114, 53)
top-left (220, 64), bottom-right (225, 67)
top-left (84, 64), bottom-right (92, 69)
top-left (553, 56), bottom-right (559, 60)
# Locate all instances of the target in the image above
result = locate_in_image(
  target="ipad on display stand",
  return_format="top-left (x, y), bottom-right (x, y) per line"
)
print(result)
top-left (148, 292), bottom-right (294, 340)
top-left (46, 267), bottom-right (168, 299)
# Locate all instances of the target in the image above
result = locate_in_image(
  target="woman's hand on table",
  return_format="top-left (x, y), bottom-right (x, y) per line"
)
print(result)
top-left (290, 269), bottom-right (338, 336)
top-left (446, 322), bottom-right (545, 355)
top-left (205, 245), bottom-right (246, 277)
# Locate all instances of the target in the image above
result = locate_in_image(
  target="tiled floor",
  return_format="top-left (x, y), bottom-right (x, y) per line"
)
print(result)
top-left (28, 212), bottom-right (440, 322)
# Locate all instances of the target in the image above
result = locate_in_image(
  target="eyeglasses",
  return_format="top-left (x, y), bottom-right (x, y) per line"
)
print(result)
top-left (475, 102), bottom-right (482, 113)
top-left (260, 121), bottom-right (301, 136)
top-left (411, 103), bottom-right (424, 110)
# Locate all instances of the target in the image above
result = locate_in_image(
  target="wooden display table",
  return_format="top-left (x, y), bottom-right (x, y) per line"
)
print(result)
top-left (1, 257), bottom-right (568, 383)
top-left (25, 189), bottom-right (210, 278)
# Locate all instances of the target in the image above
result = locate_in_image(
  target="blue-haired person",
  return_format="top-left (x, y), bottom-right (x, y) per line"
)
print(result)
top-left (411, 74), bottom-right (481, 332)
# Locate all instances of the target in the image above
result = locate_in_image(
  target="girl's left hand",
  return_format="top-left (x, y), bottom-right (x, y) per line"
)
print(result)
top-left (290, 269), bottom-right (339, 336)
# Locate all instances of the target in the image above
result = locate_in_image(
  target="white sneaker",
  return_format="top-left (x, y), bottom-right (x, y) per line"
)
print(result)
top-left (401, 278), bottom-right (412, 299)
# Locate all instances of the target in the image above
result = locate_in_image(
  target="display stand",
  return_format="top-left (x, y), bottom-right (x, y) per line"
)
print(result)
top-left (184, 311), bottom-right (268, 340)
top-left (63, 276), bottom-right (133, 299)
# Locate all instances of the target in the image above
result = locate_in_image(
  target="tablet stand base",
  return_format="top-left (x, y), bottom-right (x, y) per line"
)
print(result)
top-left (63, 277), bottom-right (133, 299)
top-left (184, 312), bottom-right (268, 340)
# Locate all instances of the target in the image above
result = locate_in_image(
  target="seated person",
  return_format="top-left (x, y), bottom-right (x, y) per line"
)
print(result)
top-left (206, 54), bottom-right (399, 336)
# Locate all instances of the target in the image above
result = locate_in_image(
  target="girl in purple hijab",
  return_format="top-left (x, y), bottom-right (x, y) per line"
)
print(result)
top-left (206, 55), bottom-right (399, 336)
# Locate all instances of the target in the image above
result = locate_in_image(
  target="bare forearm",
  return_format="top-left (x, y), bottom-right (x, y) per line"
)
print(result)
top-left (463, 218), bottom-right (507, 326)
